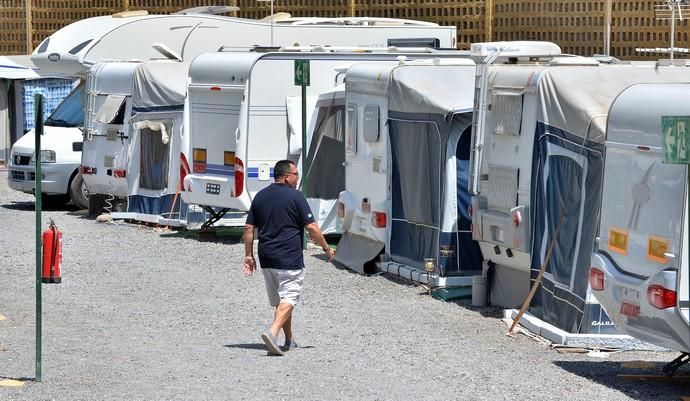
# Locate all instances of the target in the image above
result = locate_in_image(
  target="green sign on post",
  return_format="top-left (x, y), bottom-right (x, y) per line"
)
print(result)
top-left (295, 59), bottom-right (310, 250)
top-left (662, 116), bottom-right (690, 164)
top-left (294, 59), bottom-right (310, 86)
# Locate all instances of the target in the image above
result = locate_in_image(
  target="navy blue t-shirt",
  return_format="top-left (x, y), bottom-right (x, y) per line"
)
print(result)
top-left (246, 183), bottom-right (315, 270)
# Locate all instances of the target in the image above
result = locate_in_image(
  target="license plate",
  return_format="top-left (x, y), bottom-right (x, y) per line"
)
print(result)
top-left (620, 302), bottom-right (640, 317)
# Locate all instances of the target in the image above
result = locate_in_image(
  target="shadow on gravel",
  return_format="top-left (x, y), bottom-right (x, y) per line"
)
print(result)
top-left (224, 343), bottom-right (316, 352)
top-left (159, 229), bottom-right (243, 244)
top-left (0, 376), bottom-right (35, 382)
top-left (554, 360), bottom-right (690, 401)
top-left (2, 201), bottom-right (79, 212)
top-left (224, 343), bottom-right (268, 351)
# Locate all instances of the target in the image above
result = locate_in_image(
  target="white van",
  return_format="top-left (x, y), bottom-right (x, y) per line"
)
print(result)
top-left (590, 82), bottom-right (690, 363)
top-left (8, 83), bottom-right (88, 207)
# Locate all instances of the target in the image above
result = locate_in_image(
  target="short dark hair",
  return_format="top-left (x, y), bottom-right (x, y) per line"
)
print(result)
top-left (274, 160), bottom-right (295, 179)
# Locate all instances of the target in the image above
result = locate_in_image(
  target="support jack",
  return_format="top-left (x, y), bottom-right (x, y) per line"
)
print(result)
top-left (200, 206), bottom-right (230, 230)
top-left (662, 352), bottom-right (689, 376)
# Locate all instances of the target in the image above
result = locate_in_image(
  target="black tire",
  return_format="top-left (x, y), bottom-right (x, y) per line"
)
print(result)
top-left (69, 173), bottom-right (89, 209)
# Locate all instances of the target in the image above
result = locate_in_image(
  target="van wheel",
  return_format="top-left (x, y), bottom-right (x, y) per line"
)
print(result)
top-left (69, 173), bottom-right (89, 209)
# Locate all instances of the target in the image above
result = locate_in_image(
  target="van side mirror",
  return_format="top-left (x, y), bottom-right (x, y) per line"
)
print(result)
top-left (72, 141), bottom-right (83, 152)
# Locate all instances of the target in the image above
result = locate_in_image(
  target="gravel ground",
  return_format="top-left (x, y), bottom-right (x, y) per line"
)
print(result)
top-left (1, 171), bottom-right (688, 401)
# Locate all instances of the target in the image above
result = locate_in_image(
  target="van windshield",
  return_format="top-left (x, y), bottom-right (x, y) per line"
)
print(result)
top-left (45, 83), bottom-right (84, 128)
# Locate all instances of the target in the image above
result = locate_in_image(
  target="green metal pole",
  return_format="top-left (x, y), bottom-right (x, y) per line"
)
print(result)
top-left (301, 84), bottom-right (307, 250)
top-left (34, 93), bottom-right (43, 382)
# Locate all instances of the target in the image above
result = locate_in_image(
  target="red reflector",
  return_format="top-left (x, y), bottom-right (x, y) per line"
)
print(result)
top-left (337, 202), bottom-right (345, 218)
top-left (210, 86), bottom-right (222, 91)
top-left (193, 162), bottom-right (206, 174)
top-left (179, 153), bottom-right (190, 191)
top-left (113, 169), bottom-right (126, 178)
top-left (372, 211), bottom-right (387, 228)
top-left (79, 166), bottom-right (96, 175)
top-left (589, 267), bottom-right (605, 291)
top-left (620, 302), bottom-right (640, 317)
top-left (647, 284), bottom-right (677, 309)
top-left (234, 157), bottom-right (244, 197)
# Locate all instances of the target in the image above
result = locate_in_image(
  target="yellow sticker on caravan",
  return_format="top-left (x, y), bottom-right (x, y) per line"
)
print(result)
top-left (647, 235), bottom-right (670, 264)
top-left (608, 227), bottom-right (629, 255)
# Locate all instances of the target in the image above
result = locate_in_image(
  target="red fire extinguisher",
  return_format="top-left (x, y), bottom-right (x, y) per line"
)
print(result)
top-left (42, 218), bottom-right (62, 284)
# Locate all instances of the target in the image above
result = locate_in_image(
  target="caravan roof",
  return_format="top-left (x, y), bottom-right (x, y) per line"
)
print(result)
top-left (32, 13), bottom-right (456, 76)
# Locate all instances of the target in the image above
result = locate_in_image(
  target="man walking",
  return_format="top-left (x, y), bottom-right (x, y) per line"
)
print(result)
top-left (243, 159), bottom-right (335, 356)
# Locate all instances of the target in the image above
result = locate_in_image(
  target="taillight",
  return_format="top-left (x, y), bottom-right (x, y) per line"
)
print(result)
top-left (180, 152), bottom-right (190, 191)
top-left (589, 267), bottom-right (605, 291)
top-left (512, 210), bottom-right (522, 227)
top-left (372, 211), bottom-right (387, 228)
top-left (647, 284), bottom-right (677, 309)
top-left (79, 165), bottom-right (96, 175)
top-left (234, 157), bottom-right (244, 197)
top-left (337, 201), bottom-right (345, 218)
top-left (193, 148), bottom-right (206, 173)
top-left (113, 169), bottom-right (126, 178)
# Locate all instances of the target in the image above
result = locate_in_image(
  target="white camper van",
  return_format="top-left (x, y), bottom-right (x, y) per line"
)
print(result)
top-left (8, 83), bottom-right (88, 207)
top-left (81, 61), bottom-right (189, 225)
top-left (1, 56), bottom-right (74, 167)
top-left (590, 82), bottom-right (690, 366)
top-left (334, 59), bottom-right (482, 283)
top-left (468, 41), bottom-right (690, 334)
top-left (19, 10), bottom-right (456, 209)
top-left (181, 48), bottom-right (469, 229)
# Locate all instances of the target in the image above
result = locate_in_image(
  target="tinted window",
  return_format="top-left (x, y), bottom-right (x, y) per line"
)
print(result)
top-left (45, 83), bottom-right (85, 128)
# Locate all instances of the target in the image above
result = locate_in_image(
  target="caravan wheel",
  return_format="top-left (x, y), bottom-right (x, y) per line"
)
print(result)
top-left (69, 173), bottom-right (89, 210)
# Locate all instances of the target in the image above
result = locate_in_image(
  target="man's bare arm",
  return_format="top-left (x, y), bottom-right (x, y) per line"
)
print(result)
top-left (305, 222), bottom-right (335, 261)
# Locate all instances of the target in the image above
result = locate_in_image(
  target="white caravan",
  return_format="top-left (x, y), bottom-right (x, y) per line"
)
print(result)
top-left (181, 48), bottom-right (468, 230)
top-left (18, 10), bottom-right (456, 209)
top-left (334, 59), bottom-right (482, 283)
top-left (590, 82), bottom-right (690, 367)
top-left (81, 61), bottom-right (189, 225)
top-left (468, 41), bottom-right (690, 334)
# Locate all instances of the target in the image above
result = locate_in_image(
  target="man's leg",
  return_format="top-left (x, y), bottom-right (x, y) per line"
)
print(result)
top-left (270, 302), bottom-right (293, 338)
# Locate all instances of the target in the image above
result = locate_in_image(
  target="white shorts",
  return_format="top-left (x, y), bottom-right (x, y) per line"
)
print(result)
top-left (261, 268), bottom-right (305, 307)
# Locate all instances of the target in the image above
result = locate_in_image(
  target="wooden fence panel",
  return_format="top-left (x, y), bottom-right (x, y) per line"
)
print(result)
top-left (0, 0), bottom-right (687, 60)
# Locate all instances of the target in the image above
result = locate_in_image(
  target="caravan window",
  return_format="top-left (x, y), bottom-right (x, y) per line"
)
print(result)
top-left (490, 93), bottom-right (523, 136)
top-left (346, 103), bottom-right (357, 153)
top-left (95, 95), bottom-right (126, 125)
top-left (314, 105), bottom-right (345, 142)
top-left (139, 120), bottom-right (173, 191)
top-left (363, 105), bottom-right (380, 143)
